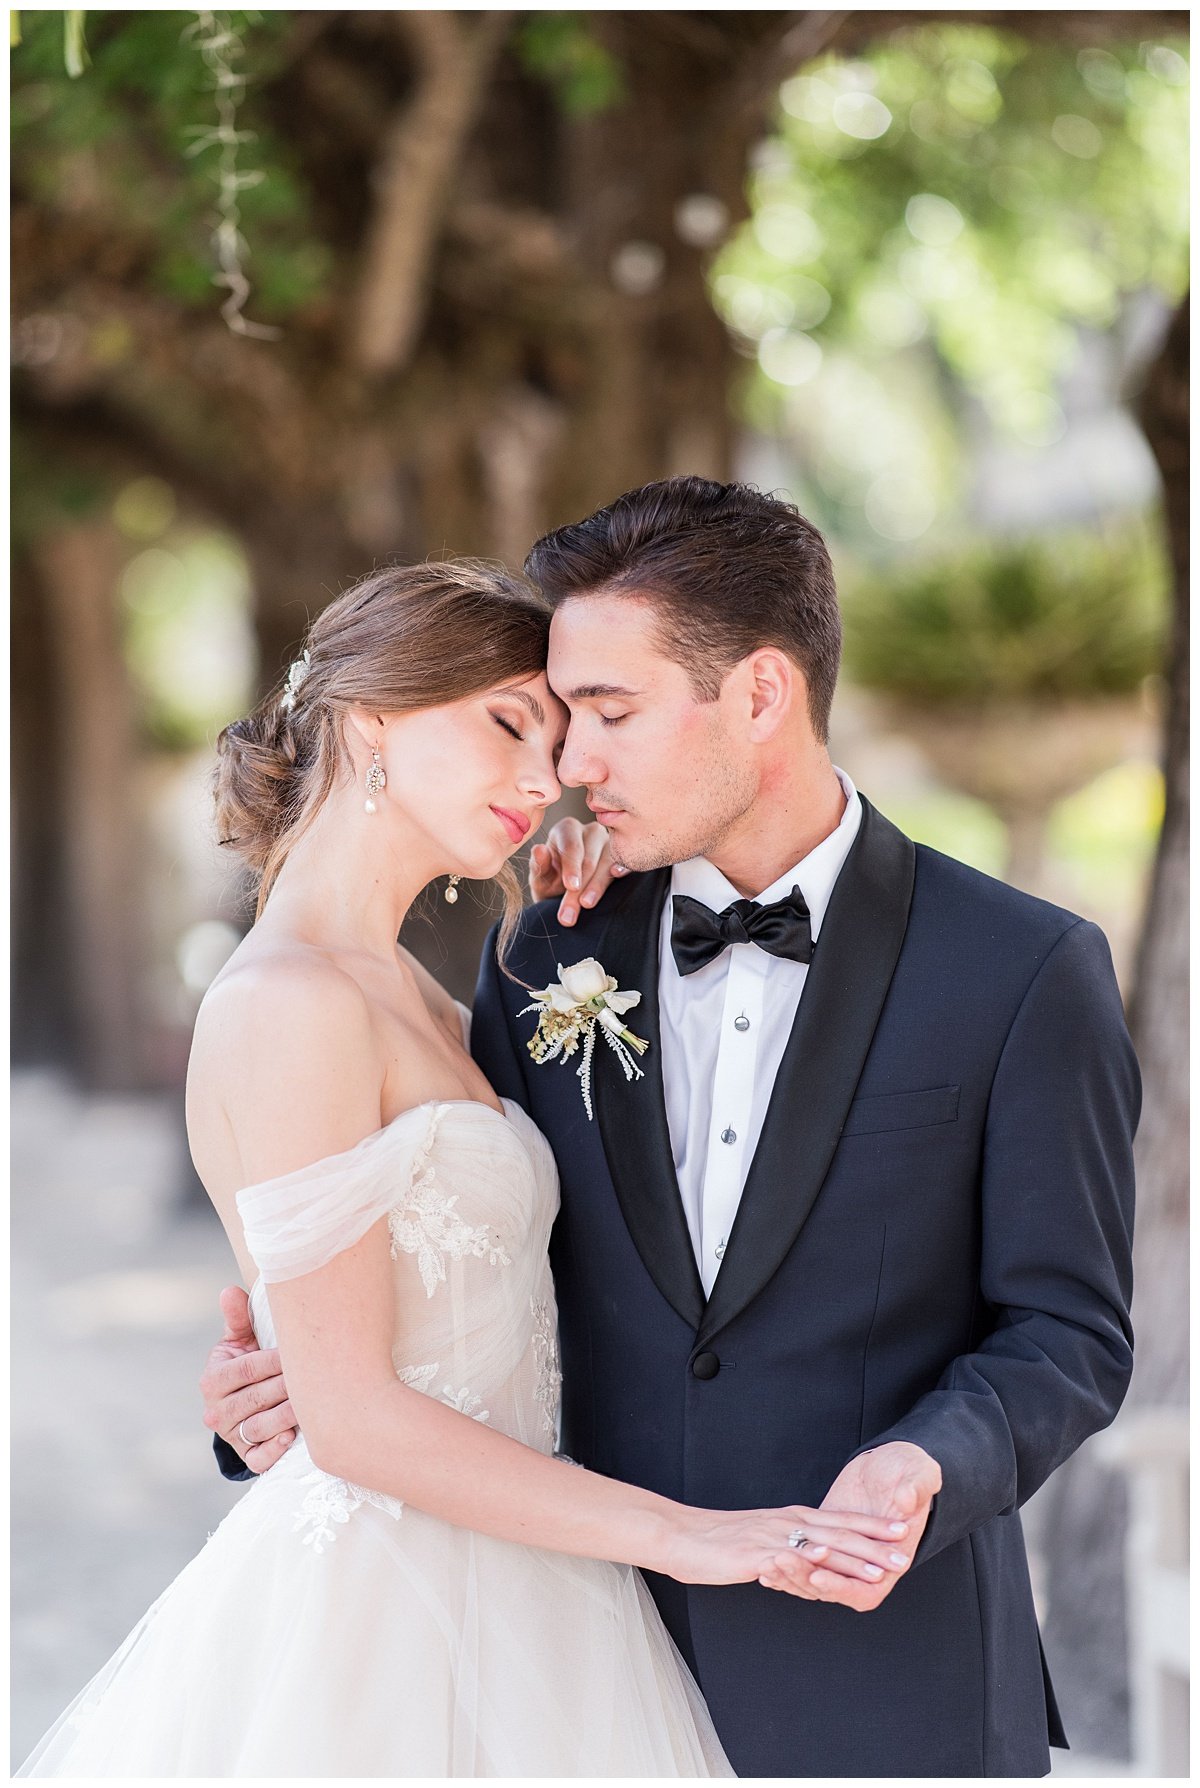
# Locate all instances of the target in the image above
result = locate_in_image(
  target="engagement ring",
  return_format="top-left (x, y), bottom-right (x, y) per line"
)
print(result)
top-left (787, 1528), bottom-right (809, 1550)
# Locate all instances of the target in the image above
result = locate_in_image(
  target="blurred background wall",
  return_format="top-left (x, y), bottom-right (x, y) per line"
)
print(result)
top-left (11, 9), bottom-right (1188, 1772)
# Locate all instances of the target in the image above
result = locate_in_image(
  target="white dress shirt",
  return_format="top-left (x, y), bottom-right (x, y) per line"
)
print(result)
top-left (658, 768), bottom-right (863, 1294)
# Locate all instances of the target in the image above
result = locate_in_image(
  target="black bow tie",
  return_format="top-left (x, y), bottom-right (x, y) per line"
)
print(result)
top-left (670, 887), bottom-right (814, 978)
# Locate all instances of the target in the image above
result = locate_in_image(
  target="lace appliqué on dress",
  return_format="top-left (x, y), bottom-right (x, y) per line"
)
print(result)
top-left (400, 1361), bottom-right (490, 1423)
top-left (398, 1362), bottom-right (440, 1392)
top-left (293, 1471), bottom-right (405, 1556)
top-left (530, 1298), bottom-right (562, 1442)
top-left (387, 1106), bottom-right (512, 1297)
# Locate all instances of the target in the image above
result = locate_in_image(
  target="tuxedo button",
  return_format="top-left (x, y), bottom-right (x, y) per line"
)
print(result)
top-left (720, 1127), bottom-right (736, 1145)
top-left (734, 1014), bottom-right (750, 1032)
top-left (691, 1352), bottom-right (720, 1380)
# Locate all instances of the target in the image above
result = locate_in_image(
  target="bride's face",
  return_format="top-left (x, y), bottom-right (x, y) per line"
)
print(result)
top-left (367, 672), bottom-right (566, 880)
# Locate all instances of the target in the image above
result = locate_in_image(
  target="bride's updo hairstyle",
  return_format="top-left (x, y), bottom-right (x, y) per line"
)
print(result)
top-left (214, 560), bottom-right (552, 947)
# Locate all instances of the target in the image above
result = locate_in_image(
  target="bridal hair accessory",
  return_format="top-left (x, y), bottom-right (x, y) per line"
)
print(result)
top-left (364, 748), bottom-right (386, 814)
top-left (520, 957), bottom-right (648, 1121)
top-left (279, 649), bottom-right (311, 714)
top-left (444, 875), bottom-right (461, 905)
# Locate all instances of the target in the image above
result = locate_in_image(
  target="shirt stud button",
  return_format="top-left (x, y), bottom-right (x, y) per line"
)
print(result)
top-left (721, 1127), bottom-right (737, 1145)
top-left (734, 1014), bottom-right (750, 1032)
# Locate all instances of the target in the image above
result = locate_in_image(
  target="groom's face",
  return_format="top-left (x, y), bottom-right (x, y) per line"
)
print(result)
top-left (547, 593), bottom-right (757, 871)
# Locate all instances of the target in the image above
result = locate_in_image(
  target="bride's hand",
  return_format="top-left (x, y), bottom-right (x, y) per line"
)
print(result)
top-left (660, 1503), bottom-right (912, 1595)
top-left (529, 817), bottom-right (627, 924)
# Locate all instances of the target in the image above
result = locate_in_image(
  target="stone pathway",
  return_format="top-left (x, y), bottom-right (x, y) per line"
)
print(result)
top-left (11, 1071), bottom-right (245, 1767)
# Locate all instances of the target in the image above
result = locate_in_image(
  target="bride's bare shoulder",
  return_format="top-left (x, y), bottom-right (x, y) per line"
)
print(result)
top-left (188, 941), bottom-right (382, 1189)
top-left (195, 940), bottom-right (372, 1055)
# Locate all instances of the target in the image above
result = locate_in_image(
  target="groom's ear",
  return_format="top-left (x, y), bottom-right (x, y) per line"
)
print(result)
top-left (745, 648), bottom-right (800, 742)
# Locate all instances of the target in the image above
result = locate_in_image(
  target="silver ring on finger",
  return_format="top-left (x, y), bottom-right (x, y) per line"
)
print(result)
top-left (238, 1419), bottom-right (253, 1447)
top-left (787, 1528), bottom-right (809, 1550)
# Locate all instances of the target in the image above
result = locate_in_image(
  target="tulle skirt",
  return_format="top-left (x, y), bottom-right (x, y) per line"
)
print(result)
top-left (18, 1446), bottom-right (732, 1777)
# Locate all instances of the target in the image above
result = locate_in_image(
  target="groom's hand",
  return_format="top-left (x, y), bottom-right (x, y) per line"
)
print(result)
top-left (199, 1286), bottom-right (298, 1475)
top-left (529, 818), bottom-right (626, 925)
top-left (765, 1443), bottom-right (941, 1611)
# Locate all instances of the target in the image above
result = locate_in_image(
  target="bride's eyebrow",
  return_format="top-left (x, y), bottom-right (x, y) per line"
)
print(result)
top-left (495, 686), bottom-right (546, 725)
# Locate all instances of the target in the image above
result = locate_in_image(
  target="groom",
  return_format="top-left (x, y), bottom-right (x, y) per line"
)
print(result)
top-left (204, 478), bottom-right (1137, 1776)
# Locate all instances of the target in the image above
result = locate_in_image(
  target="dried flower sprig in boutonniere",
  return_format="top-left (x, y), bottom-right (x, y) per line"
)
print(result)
top-left (520, 958), bottom-right (649, 1120)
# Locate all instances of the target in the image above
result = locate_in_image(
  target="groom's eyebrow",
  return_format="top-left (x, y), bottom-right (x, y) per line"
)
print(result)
top-left (568, 684), bottom-right (642, 700)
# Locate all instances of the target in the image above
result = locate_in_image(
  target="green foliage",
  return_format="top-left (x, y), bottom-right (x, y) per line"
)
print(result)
top-left (869, 787), bottom-right (1008, 875)
top-left (11, 10), bottom-right (330, 319)
top-left (711, 24), bottom-right (1189, 535)
top-left (1048, 758), bottom-right (1163, 908)
top-left (120, 526), bottom-right (257, 749)
top-left (841, 518), bottom-right (1167, 702)
top-left (64, 9), bottom-right (88, 78)
top-left (516, 13), bottom-right (626, 116)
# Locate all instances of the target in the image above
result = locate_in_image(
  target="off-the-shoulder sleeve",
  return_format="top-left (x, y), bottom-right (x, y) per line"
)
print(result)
top-left (237, 1104), bottom-right (442, 1285)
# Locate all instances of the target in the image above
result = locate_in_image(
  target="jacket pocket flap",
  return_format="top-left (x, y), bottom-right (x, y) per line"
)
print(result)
top-left (841, 1083), bottom-right (961, 1137)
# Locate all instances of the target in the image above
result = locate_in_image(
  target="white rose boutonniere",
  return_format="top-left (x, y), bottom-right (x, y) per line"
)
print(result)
top-left (520, 958), bottom-right (649, 1120)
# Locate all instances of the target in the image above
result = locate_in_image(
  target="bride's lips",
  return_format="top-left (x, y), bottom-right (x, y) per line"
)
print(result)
top-left (491, 805), bottom-right (531, 843)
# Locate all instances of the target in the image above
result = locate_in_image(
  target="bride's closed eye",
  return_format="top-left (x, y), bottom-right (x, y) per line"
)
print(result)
top-left (491, 712), bottom-right (524, 742)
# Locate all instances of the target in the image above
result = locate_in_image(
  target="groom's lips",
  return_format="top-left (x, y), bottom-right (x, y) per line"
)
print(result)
top-left (491, 805), bottom-right (531, 843)
top-left (587, 801), bottom-right (625, 824)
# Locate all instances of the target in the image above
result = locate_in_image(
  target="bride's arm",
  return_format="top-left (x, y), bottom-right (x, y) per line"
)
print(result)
top-left (203, 961), bottom-right (911, 1590)
top-left (272, 1221), bottom-right (908, 1588)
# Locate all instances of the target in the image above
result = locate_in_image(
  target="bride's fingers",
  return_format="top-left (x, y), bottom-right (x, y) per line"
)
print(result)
top-left (788, 1525), bottom-right (911, 1574)
top-left (529, 842), bottom-right (567, 901)
top-left (545, 818), bottom-right (588, 922)
top-left (548, 817), bottom-right (587, 888)
top-left (769, 1541), bottom-right (905, 1587)
top-left (577, 831), bottom-right (616, 910)
top-left (783, 1505), bottom-right (909, 1542)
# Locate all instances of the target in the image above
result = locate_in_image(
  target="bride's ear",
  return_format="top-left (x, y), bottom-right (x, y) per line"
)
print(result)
top-left (342, 707), bottom-right (384, 767)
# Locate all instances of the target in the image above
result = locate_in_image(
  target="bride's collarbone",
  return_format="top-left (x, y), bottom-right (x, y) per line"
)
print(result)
top-left (378, 1009), bottom-right (501, 1122)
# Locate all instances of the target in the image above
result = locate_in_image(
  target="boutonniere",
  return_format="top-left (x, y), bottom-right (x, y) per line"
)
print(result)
top-left (520, 958), bottom-right (649, 1120)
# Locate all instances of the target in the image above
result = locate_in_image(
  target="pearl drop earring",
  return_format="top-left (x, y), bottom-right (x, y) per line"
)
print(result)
top-left (364, 748), bottom-right (386, 814)
top-left (444, 876), bottom-right (461, 905)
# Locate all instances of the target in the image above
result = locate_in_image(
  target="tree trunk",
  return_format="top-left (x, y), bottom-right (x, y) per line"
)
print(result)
top-left (32, 521), bottom-right (148, 1088)
top-left (11, 550), bottom-right (74, 1065)
top-left (1038, 293), bottom-right (1188, 1764)
top-left (1127, 292), bottom-right (1189, 1407)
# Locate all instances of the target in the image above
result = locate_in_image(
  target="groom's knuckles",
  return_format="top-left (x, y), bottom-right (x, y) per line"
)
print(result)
top-left (220, 1373), bottom-right (288, 1428)
top-left (204, 1348), bottom-right (279, 1401)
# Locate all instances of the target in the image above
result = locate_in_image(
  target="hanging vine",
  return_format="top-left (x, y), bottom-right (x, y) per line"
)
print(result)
top-left (182, 10), bottom-right (280, 339)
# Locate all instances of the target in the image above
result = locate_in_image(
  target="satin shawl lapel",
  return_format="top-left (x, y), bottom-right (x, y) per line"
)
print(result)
top-left (697, 798), bottom-right (916, 1350)
top-left (590, 867), bottom-right (706, 1332)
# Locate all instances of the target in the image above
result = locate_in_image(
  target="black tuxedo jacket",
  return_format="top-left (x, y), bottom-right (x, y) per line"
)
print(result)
top-left (467, 797), bottom-right (1138, 1777)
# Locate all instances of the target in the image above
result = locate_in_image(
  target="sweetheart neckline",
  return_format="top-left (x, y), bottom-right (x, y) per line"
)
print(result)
top-left (241, 1097), bottom-right (549, 1313)
top-left (235, 1096), bottom-right (542, 1208)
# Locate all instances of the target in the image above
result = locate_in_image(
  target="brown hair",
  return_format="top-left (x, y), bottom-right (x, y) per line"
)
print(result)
top-left (525, 475), bottom-right (842, 741)
top-left (214, 560), bottom-right (552, 959)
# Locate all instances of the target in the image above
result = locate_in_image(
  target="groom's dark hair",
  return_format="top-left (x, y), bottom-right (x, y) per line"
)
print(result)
top-left (525, 475), bottom-right (842, 742)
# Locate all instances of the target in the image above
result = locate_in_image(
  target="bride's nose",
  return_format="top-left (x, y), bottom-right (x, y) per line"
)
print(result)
top-left (520, 758), bottom-right (562, 810)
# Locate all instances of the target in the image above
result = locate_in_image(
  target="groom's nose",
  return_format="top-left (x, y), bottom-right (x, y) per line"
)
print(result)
top-left (556, 726), bottom-right (602, 790)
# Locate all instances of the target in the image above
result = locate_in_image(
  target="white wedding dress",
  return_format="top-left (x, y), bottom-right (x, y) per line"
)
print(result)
top-left (19, 1087), bottom-right (731, 1776)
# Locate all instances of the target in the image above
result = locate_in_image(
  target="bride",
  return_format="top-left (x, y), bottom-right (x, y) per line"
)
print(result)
top-left (20, 559), bottom-right (908, 1777)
